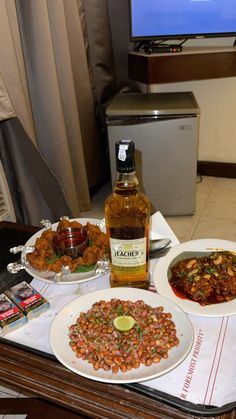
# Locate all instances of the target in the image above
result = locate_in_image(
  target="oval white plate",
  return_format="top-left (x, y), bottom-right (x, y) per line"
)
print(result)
top-left (153, 238), bottom-right (236, 317)
top-left (50, 287), bottom-right (194, 384)
top-left (22, 218), bottom-right (107, 284)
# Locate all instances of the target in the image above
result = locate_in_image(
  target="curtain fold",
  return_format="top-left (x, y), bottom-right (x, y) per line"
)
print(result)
top-left (63, 0), bottom-right (110, 190)
top-left (82, 0), bottom-right (118, 182)
top-left (0, 0), bottom-right (117, 218)
top-left (82, 0), bottom-right (117, 104)
top-left (0, 0), bottom-right (36, 143)
top-left (15, 0), bottom-right (90, 214)
top-left (0, 73), bottom-right (15, 122)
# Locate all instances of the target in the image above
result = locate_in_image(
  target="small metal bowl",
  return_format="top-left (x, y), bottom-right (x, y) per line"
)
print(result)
top-left (52, 227), bottom-right (88, 259)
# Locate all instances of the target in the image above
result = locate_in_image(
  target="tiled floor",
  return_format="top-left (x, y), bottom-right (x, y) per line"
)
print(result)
top-left (81, 175), bottom-right (236, 243)
top-left (0, 385), bottom-right (29, 419)
top-left (1, 175), bottom-right (235, 417)
top-left (167, 176), bottom-right (236, 243)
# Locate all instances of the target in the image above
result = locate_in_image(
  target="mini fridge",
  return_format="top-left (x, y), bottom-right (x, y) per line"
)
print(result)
top-left (106, 92), bottom-right (199, 215)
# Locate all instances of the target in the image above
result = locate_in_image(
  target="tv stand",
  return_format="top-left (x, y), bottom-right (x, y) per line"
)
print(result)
top-left (128, 47), bottom-right (236, 84)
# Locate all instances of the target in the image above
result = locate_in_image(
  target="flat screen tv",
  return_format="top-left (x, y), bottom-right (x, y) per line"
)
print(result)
top-left (129, 0), bottom-right (236, 42)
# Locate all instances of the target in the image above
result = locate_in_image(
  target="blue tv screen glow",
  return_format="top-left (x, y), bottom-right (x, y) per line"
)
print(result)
top-left (130, 0), bottom-right (236, 40)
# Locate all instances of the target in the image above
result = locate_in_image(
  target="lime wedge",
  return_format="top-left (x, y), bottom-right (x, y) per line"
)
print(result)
top-left (113, 316), bottom-right (135, 332)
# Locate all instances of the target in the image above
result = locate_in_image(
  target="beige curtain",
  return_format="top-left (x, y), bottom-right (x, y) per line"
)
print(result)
top-left (0, 0), bottom-right (115, 216)
top-left (0, 73), bottom-right (15, 122)
top-left (0, 0), bottom-right (36, 142)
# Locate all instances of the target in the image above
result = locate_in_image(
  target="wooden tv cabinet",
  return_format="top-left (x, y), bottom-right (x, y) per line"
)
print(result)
top-left (128, 47), bottom-right (236, 84)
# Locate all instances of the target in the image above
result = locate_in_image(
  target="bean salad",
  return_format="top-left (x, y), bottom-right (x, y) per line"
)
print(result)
top-left (68, 298), bottom-right (179, 374)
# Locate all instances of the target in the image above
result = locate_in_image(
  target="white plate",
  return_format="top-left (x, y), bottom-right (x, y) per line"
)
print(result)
top-left (22, 218), bottom-right (107, 284)
top-left (50, 287), bottom-right (194, 384)
top-left (153, 238), bottom-right (236, 317)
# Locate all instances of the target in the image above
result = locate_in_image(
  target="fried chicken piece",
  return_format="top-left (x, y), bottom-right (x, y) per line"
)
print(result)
top-left (46, 255), bottom-right (74, 272)
top-left (86, 222), bottom-right (101, 235)
top-left (57, 219), bottom-right (82, 231)
top-left (82, 246), bottom-right (105, 265)
top-left (69, 221), bottom-right (83, 229)
top-left (27, 250), bottom-right (49, 271)
top-left (40, 229), bottom-right (57, 241)
top-left (34, 237), bottom-right (51, 251)
top-left (92, 234), bottom-right (108, 248)
top-left (86, 222), bottom-right (108, 248)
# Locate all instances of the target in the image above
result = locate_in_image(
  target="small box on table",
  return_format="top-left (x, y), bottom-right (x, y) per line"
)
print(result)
top-left (0, 293), bottom-right (27, 335)
top-left (5, 281), bottom-right (50, 320)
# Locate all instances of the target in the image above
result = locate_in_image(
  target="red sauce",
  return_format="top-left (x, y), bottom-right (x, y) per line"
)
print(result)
top-left (54, 228), bottom-right (87, 249)
top-left (60, 236), bottom-right (85, 249)
top-left (169, 279), bottom-right (219, 305)
top-left (169, 283), bottom-right (190, 301)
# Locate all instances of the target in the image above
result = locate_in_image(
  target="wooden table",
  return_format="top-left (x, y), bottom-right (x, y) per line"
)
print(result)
top-left (0, 221), bottom-right (235, 418)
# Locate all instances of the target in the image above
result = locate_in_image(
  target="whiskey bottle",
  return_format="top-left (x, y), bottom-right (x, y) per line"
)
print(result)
top-left (105, 140), bottom-right (150, 289)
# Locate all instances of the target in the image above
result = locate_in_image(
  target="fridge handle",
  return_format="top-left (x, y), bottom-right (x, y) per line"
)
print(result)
top-left (106, 115), bottom-right (195, 126)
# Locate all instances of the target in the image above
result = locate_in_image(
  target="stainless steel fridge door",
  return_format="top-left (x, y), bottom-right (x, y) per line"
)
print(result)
top-left (107, 115), bottom-right (199, 215)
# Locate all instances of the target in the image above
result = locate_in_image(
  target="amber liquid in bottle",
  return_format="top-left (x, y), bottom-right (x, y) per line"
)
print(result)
top-left (105, 146), bottom-right (150, 289)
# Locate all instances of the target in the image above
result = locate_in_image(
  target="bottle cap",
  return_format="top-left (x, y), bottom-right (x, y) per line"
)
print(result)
top-left (116, 140), bottom-right (135, 173)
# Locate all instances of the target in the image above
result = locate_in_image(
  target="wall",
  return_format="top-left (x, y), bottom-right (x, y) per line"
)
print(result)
top-left (148, 74), bottom-right (236, 164)
top-left (107, 1), bottom-right (236, 164)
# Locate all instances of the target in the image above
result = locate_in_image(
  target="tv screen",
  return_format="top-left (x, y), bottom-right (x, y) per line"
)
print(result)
top-left (129, 0), bottom-right (236, 41)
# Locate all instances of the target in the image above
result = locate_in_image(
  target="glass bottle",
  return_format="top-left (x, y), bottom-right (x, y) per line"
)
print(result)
top-left (105, 140), bottom-right (150, 289)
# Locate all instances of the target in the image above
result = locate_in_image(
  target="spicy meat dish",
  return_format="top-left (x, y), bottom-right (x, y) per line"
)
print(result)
top-left (169, 251), bottom-right (236, 305)
top-left (68, 298), bottom-right (179, 374)
top-left (26, 220), bottom-right (108, 273)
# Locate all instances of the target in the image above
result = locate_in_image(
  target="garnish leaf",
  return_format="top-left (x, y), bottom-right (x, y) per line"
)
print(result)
top-left (75, 264), bottom-right (95, 273)
top-left (46, 254), bottom-right (60, 264)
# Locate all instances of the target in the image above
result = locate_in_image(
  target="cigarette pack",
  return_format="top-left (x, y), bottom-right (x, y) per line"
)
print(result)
top-left (0, 293), bottom-right (27, 335)
top-left (5, 281), bottom-right (50, 320)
